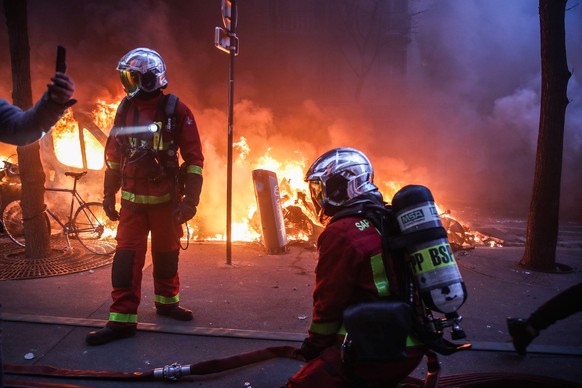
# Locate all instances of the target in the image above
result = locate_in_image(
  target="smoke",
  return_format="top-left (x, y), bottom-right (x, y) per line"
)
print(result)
top-left (376, 0), bottom-right (582, 217)
top-left (1, 0), bottom-right (581, 235)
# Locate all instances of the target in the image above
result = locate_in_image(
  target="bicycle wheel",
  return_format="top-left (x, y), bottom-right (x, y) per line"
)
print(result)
top-left (2, 200), bottom-right (51, 247)
top-left (73, 202), bottom-right (116, 255)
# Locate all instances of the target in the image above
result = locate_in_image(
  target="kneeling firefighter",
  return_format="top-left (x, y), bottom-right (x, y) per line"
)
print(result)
top-left (284, 148), bottom-right (428, 387)
top-left (86, 48), bottom-right (204, 346)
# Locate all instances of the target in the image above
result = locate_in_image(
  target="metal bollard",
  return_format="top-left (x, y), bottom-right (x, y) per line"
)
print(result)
top-left (252, 169), bottom-right (287, 254)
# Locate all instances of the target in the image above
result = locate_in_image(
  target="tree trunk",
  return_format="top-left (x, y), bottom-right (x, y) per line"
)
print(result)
top-left (520, 0), bottom-right (571, 271)
top-left (4, 0), bottom-right (51, 258)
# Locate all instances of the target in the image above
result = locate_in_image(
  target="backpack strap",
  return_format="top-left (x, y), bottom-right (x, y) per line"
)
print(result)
top-left (160, 94), bottom-right (181, 203)
top-left (164, 94), bottom-right (179, 118)
top-left (162, 93), bottom-right (179, 157)
top-left (163, 93), bottom-right (179, 136)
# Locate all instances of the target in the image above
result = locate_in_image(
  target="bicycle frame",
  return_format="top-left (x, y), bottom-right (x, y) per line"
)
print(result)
top-left (44, 186), bottom-right (87, 235)
top-left (43, 173), bottom-right (97, 250)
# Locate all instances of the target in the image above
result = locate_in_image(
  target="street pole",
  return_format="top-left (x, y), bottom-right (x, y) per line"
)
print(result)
top-left (226, 37), bottom-right (234, 265)
top-left (215, 0), bottom-right (238, 265)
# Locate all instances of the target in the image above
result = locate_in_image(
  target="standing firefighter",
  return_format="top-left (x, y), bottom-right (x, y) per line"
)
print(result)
top-left (86, 48), bottom-right (204, 346)
top-left (284, 148), bottom-right (426, 387)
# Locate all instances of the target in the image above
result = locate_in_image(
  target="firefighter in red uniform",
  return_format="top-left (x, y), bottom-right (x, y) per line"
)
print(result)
top-left (284, 148), bottom-right (426, 387)
top-left (86, 48), bottom-right (204, 346)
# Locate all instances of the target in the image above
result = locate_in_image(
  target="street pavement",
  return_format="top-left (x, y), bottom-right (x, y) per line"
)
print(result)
top-left (1, 231), bottom-right (581, 387)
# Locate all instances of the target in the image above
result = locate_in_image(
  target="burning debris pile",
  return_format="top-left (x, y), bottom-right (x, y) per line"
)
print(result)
top-left (440, 210), bottom-right (504, 252)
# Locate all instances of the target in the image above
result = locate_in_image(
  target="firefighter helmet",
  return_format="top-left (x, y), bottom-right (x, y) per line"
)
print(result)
top-left (305, 147), bottom-right (378, 223)
top-left (117, 48), bottom-right (168, 98)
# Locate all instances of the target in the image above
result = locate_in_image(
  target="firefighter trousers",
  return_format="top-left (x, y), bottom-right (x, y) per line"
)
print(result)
top-left (108, 203), bottom-right (184, 327)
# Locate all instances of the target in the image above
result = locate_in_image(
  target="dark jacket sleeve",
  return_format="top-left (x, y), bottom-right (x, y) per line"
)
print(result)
top-left (0, 93), bottom-right (69, 146)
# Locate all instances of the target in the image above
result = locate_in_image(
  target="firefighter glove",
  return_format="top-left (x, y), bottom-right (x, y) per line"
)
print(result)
top-left (180, 165), bottom-right (203, 204)
top-left (174, 197), bottom-right (197, 225)
top-left (103, 195), bottom-right (119, 221)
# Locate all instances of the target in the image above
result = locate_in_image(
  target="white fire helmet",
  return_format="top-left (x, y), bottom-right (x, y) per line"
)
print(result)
top-left (305, 147), bottom-right (378, 224)
top-left (117, 48), bottom-right (168, 98)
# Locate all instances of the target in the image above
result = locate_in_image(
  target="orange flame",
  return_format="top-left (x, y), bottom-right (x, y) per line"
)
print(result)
top-left (92, 99), bottom-right (119, 132)
top-left (51, 109), bottom-right (107, 170)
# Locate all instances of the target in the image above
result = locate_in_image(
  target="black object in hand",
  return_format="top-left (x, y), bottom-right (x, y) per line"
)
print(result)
top-left (56, 45), bottom-right (67, 73)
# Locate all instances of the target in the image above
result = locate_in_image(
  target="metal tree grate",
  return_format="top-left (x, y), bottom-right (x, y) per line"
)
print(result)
top-left (0, 237), bottom-right (113, 280)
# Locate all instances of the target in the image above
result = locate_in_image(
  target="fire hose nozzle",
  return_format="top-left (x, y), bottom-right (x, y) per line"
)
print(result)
top-left (153, 363), bottom-right (191, 381)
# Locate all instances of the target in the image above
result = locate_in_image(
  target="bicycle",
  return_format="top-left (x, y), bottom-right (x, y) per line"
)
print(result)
top-left (2, 171), bottom-right (116, 255)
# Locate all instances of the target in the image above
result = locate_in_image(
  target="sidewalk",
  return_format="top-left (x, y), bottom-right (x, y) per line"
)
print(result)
top-left (1, 239), bottom-right (582, 387)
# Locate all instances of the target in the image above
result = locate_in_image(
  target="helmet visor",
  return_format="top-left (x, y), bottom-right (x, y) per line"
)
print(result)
top-left (119, 69), bottom-right (140, 96)
top-left (308, 180), bottom-right (324, 216)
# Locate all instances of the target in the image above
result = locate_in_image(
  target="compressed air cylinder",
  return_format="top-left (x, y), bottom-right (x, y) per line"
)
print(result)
top-left (252, 169), bottom-right (288, 254)
top-left (392, 185), bottom-right (467, 314)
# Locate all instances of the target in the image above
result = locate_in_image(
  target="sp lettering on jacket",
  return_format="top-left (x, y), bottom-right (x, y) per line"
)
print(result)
top-left (355, 219), bottom-right (371, 231)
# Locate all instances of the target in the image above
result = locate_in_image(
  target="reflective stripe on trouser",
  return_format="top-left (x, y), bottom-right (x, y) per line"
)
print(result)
top-left (109, 312), bottom-right (138, 324)
top-left (109, 203), bottom-right (182, 326)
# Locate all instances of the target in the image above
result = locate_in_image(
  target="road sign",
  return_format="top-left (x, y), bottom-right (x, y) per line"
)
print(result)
top-left (221, 0), bottom-right (237, 32)
top-left (215, 26), bottom-right (239, 55)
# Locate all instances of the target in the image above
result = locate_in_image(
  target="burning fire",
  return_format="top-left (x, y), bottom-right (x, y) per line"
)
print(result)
top-left (91, 99), bottom-right (119, 131)
top-left (186, 138), bottom-right (315, 243)
top-left (43, 99), bottom-right (503, 249)
top-left (51, 109), bottom-right (106, 170)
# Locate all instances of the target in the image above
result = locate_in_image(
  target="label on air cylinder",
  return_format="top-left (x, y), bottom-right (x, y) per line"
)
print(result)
top-left (397, 203), bottom-right (439, 232)
top-left (409, 241), bottom-right (457, 275)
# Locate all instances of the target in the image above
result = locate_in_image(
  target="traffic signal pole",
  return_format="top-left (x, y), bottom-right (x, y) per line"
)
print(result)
top-left (215, 0), bottom-right (238, 265)
top-left (226, 36), bottom-right (235, 265)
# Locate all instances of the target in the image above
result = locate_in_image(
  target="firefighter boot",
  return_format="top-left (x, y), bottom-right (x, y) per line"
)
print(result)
top-left (156, 306), bottom-right (194, 321)
top-left (85, 325), bottom-right (136, 346)
top-left (506, 317), bottom-right (539, 356)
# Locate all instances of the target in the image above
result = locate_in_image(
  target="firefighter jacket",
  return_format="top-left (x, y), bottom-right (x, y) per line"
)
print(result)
top-left (104, 92), bottom-right (204, 209)
top-left (306, 213), bottom-right (414, 352)
top-left (0, 93), bottom-right (69, 146)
